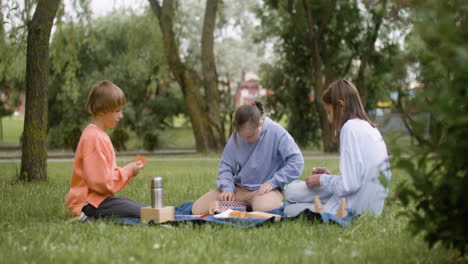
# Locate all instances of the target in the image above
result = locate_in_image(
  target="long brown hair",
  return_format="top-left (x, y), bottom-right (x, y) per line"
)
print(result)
top-left (233, 101), bottom-right (264, 144)
top-left (321, 80), bottom-right (374, 132)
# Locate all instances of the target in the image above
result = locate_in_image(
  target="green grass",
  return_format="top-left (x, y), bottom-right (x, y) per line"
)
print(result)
top-left (122, 127), bottom-right (196, 150)
top-left (0, 115), bottom-right (23, 145)
top-left (158, 127), bottom-right (196, 149)
top-left (0, 158), bottom-right (458, 263)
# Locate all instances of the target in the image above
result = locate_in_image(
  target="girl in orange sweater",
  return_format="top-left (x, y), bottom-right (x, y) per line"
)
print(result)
top-left (65, 81), bottom-right (146, 218)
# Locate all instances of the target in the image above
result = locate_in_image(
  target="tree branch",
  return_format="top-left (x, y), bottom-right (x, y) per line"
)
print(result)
top-left (318, 0), bottom-right (337, 37)
top-left (286, 0), bottom-right (307, 39)
top-left (148, 0), bottom-right (161, 19)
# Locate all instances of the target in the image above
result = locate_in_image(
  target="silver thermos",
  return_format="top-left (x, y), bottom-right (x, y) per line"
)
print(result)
top-left (151, 177), bottom-right (163, 208)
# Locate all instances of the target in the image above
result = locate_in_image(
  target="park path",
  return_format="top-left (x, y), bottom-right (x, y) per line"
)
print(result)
top-left (0, 149), bottom-right (339, 163)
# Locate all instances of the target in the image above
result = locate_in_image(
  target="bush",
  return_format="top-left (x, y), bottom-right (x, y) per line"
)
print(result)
top-left (47, 126), bottom-right (65, 149)
top-left (393, 0), bottom-right (468, 255)
top-left (63, 126), bottom-right (82, 152)
top-left (143, 131), bottom-right (159, 151)
top-left (110, 127), bottom-right (129, 152)
top-left (48, 124), bottom-right (82, 151)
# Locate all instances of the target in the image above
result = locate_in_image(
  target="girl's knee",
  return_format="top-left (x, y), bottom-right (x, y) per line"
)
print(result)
top-left (191, 200), bottom-right (207, 215)
top-left (285, 180), bottom-right (308, 202)
top-left (191, 190), bottom-right (220, 215)
top-left (251, 192), bottom-right (283, 212)
top-left (251, 200), bottom-right (283, 212)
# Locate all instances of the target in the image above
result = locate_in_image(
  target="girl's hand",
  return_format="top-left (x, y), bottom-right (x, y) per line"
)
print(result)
top-left (128, 161), bottom-right (144, 177)
top-left (306, 174), bottom-right (321, 188)
top-left (312, 167), bottom-right (331, 175)
top-left (220, 191), bottom-right (235, 201)
top-left (257, 182), bottom-right (273, 195)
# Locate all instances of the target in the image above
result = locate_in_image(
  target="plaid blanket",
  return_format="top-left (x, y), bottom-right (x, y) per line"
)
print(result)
top-left (82, 202), bottom-right (355, 228)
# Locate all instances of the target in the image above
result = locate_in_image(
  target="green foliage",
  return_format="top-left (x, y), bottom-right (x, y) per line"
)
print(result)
top-left (47, 9), bottom-right (184, 149)
top-left (143, 131), bottom-right (159, 151)
top-left (393, 0), bottom-right (468, 254)
top-left (47, 126), bottom-right (64, 149)
top-left (110, 127), bottom-right (129, 152)
top-left (0, 1), bottom-right (27, 96)
top-left (364, 43), bottom-right (407, 110)
top-left (257, 0), bottom-right (406, 148)
top-left (260, 61), bottom-right (320, 148)
top-left (47, 124), bottom-right (82, 151)
top-left (63, 126), bottom-right (82, 152)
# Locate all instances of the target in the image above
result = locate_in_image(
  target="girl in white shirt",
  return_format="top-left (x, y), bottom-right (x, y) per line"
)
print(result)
top-left (284, 80), bottom-right (391, 216)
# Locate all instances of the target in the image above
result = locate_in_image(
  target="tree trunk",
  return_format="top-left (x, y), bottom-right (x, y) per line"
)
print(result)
top-left (148, 0), bottom-right (225, 152)
top-left (20, 0), bottom-right (60, 182)
top-left (302, 0), bottom-right (339, 152)
top-left (355, 0), bottom-right (387, 108)
top-left (312, 71), bottom-right (338, 152)
top-left (201, 0), bottom-right (225, 150)
top-left (356, 56), bottom-right (368, 107)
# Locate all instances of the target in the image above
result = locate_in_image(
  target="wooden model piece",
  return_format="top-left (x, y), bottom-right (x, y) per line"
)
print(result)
top-left (140, 206), bottom-right (175, 224)
top-left (335, 198), bottom-right (347, 219)
top-left (314, 195), bottom-right (323, 213)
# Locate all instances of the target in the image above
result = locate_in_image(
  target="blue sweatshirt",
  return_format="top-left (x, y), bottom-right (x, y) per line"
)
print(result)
top-left (216, 117), bottom-right (304, 192)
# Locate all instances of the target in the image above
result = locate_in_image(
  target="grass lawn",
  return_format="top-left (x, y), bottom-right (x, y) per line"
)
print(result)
top-left (0, 158), bottom-right (458, 263)
top-left (0, 115), bottom-right (23, 146)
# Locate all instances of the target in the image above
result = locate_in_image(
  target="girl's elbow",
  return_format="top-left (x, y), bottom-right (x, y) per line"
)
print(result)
top-left (333, 179), bottom-right (361, 196)
top-left (340, 184), bottom-right (361, 196)
top-left (91, 182), bottom-right (116, 196)
top-left (289, 155), bottom-right (304, 170)
top-left (106, 182), bottom-right (120, 194)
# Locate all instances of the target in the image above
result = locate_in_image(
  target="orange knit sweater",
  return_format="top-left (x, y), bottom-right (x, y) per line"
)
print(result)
top-left (65, 125), bottom-right (133, 216)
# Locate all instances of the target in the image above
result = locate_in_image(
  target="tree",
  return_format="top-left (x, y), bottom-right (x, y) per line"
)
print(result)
top-left (0, 0), bottom-right (4, 47)
top-left (148, 0), bottom-right (225, 152)
top-left (258, 0), bottom-right (395, 151)
top-left (47, 9), bottom-right (183, 150)
top-left (166, 0), bottom-right (272, 139)
top-left (0, 0), bottom-right (29, 114)
top-left (19, 0), bottom-right (60, 181)
top-left (393, 0), bottom-right (468, 254)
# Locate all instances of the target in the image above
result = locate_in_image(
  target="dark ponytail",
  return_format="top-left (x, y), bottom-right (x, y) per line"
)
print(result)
top-left (233, 101), bottom-right (264, 144)
top-left (251, 101), bottom-right (264, 115)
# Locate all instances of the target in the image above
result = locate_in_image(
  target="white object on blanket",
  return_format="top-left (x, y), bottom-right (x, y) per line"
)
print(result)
top-left (213, 209), bottom-right (235, 219)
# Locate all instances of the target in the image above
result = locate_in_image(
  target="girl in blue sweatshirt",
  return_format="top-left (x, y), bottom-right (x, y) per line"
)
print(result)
top-left (192, 101), bottom-right (304, 214)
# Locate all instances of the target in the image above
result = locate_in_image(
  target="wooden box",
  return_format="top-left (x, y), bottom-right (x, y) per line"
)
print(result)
top-left (140, 206), bottom-right (175, 224)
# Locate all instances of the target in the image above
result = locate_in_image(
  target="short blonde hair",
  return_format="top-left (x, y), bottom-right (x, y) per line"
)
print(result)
top-left (86, 81), bottom-right (126, 115)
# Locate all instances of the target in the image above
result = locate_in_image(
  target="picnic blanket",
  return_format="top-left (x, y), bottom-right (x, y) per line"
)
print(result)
top-left (81, 202), bottom-right (355, 228)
